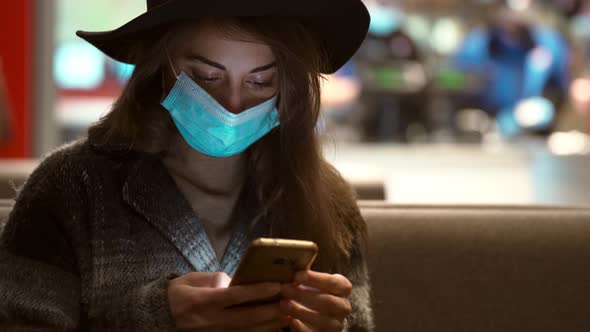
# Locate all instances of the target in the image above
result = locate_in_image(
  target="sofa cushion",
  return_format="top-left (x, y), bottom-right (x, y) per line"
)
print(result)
top-left (361, 205), bottom-right (590, 332)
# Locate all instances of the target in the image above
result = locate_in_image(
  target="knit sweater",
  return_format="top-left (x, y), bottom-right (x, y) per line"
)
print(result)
top-left (0, 138), bottom-right (374, 331)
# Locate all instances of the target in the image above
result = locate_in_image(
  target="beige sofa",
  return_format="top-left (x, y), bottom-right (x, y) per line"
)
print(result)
top-left (360, 202), bottom-right (590, 332)
top-left (349, 179), bottom-right (386, 201)
top-left (2, 201), bottom-right (590, 331)
top-left (0, 160), bottom-right (38, 199)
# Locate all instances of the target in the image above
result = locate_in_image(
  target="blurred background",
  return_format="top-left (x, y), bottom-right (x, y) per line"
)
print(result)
top-left (1, 0), bottom-right (590, 205)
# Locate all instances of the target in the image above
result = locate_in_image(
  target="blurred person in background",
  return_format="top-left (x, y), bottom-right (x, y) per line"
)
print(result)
top-left (317, 60), bottom-right (363, 141)
top-left (0, 0), bottom-right (374, 331)
top-left (566, 0), bottom-right (590, 132)
top-left (355, 12), bottom-right (430, 143)
top-left (451, 8), bottom-right (571, 137)
top-left (567, 0), bottom-right (590, 59)
top-left (552, 0), bottom-right (585, 18)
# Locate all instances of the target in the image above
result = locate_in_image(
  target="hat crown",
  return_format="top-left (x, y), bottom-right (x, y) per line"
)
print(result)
top-left (147, 0), bottom-right (170, 10)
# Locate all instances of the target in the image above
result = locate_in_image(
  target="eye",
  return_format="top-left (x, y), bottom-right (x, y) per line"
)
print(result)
top-left (198, 76), bottom-right (222, 83)
top-left (190, 69), bottom-right (222, 84)
top-left (247, 80), bottom-right (272, 89)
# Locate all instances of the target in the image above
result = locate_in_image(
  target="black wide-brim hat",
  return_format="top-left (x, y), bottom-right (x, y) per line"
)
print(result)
top-left (76, 0), bottom-right (370, 74)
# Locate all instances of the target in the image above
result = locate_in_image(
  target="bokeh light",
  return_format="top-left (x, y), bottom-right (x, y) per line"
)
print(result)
top-left (54, 42), bottom-right (104, 90)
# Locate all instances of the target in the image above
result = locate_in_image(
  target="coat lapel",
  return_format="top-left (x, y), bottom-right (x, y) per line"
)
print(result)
top-left (122, 155), bottom-right (222, 272)
top-left (218, 185), bottom-right (272, 276)
top-left (222, 217), bottom-right (273, 276)
top-left (91, 136), bottom-right (272, 277)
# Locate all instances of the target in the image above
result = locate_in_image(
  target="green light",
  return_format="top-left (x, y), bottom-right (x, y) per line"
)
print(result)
top-left (374, 67), bottom-right (404, 89)
top-left (436, 68), bottom-right (467, 90)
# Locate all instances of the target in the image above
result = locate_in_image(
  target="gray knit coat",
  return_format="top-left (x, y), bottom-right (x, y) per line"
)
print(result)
top-left (0, 139), bottom-right (374, 331)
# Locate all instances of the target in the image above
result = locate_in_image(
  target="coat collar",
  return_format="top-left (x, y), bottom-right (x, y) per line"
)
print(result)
top-left (120, 152), bottom-right (258, 275)
top-left (88, 133), bottom-right (135, 154)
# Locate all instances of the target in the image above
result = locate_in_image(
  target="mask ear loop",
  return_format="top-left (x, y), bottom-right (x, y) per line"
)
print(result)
top-left (161, 48), bottom-right (180, 102)
top-left (165, 49), bottom-right (180, 79)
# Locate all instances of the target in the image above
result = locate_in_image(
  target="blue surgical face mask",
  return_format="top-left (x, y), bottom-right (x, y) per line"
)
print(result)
top-left (161, 56), bottom-right (280, 158)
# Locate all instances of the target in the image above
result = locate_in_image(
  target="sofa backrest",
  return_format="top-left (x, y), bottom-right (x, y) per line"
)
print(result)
top-left (350, 179), bottom-right (386, 201)
top-left (360, 204), bottom-right (590, 332)
top-left (0, 160), bottom-right (37, 199)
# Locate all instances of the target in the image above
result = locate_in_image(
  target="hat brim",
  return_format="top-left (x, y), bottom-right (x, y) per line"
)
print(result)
top-left (76, 0), bottom-right (370, 74)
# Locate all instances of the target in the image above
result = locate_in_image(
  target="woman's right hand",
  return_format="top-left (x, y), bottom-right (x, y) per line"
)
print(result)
top-left (168, 272), bottom-right (290, 331)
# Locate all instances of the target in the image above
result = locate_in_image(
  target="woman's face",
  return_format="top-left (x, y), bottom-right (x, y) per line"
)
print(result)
top-left (167, 20), bottom-right (278, 114)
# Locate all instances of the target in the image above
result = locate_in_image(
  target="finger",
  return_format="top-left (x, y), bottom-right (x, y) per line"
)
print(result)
top-left (213, 272), bottom-right (231, 288)
top-left (290, 318), bottom-right (314, 332)
top-left (281, 299), bottom-right (345, 332)
top-left (281, 284), bottom-right (352, 319)
top-left (295, 271), bottom-right (352, 297)
top-left (183, 272), bottom-right (231, 288)
top-left (214, 282), bottom-right (281, 307)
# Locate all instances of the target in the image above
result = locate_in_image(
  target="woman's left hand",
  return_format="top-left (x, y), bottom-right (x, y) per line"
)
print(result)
top-left (280, 270), bottom-right (352, 332)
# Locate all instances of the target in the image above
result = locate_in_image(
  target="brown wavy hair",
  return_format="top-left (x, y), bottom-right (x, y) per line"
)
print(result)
top-left (88, 17), bottom-right (366, 273)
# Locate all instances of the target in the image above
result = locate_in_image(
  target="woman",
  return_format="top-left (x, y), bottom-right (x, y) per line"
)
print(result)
top-left (0, 0), bottom-right (373, 330)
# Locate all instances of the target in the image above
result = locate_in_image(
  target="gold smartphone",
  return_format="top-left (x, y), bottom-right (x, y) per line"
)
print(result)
top-left (228, 238), bottom-right (318, 307)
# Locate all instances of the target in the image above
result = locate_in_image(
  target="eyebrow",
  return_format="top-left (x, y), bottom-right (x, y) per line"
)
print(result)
top-left (191, 54), bottom-right (276, 73)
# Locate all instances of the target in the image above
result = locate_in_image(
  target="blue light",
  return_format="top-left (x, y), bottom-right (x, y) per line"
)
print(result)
top-left (368, 5), bottom-right (402, 37)
top-left (114, 62), bottom-right (135, 83)
top-left (54, 42), bottom-right (105, 90)
top-left (497, 107), bottom-right (522, 138)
